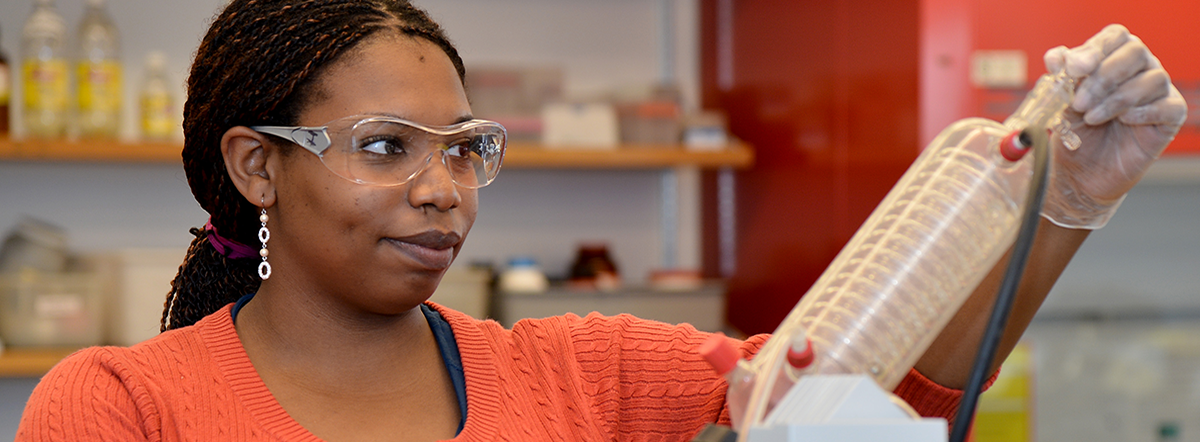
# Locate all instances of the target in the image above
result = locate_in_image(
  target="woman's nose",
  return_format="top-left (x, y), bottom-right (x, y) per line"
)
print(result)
top-left (406, 150), bottom-right (462, 211)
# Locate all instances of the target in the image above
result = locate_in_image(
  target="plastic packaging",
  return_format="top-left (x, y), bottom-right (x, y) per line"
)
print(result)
top-left (0, 216), bottom-right (69, 274)
top-left (725, 72), bottom-right (1076, 436)
top-left (0, 269), bottom-right (105, 347)
top-left (139, 51), bottom-right (174, 141)
top-left (21, 0), bottom-right (69, 139)
top-left (75, 0), bottom-right (122, 139)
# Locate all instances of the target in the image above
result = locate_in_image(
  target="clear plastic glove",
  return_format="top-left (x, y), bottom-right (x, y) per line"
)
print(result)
top-left (1041, 24), bottom-right (1188, 229)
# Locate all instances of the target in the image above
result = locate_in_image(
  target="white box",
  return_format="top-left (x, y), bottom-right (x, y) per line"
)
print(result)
top-left (103, 248), bottom-right (187, 346)
top-left (541, 102), bottom-right (620, 148)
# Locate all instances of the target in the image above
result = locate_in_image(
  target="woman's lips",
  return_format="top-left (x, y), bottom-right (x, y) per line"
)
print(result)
top-left (384, 230), bottom-right (462, 270)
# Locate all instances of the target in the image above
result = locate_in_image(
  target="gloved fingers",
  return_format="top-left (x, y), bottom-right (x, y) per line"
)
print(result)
top-left (1074, 35), bottom-right (1155, 113)
top-left (1044, 45), bottom-right (1069, 74)
top-left (1062, 24), bottom-right (1132, 78)
top-left (1083, 67), bottom-right (1172, 125)
top-left (1117, 83), bottom-right (1189, 127)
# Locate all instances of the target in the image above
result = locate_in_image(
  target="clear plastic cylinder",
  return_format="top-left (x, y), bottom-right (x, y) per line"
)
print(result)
top-left (731, 73), bottom-right (1074, 435)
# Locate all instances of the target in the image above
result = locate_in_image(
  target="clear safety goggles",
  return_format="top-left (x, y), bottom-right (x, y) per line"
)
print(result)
top-left (253, 115), bottom-right (507, 189)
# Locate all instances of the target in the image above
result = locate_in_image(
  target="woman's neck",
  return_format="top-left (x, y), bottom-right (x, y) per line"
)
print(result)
top-left (232, 284), bottom-right (462, 441)
top-left (234, 284), bottom-right (440, 395)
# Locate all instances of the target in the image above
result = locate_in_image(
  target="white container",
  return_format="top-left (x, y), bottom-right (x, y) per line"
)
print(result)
top-left (541, 102), bottom-right (619, 148)
top-left (498, 257), bottom-right (548, 294)
top-left (97, 248), bottom-right (185, 346)
top-left (0, 270), bottom-right (105, 347)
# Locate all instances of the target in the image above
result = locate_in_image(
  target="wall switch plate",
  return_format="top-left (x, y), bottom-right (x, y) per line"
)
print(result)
top-left (971, 50), bottom-right (1028, 89)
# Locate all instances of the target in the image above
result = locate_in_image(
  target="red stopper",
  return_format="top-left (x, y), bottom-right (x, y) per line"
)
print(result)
top-left (699, 332), bottom-right (739, 375)
top-left (786, 336), bottom-right (815, 369)
top-left (1000, 130), bottom-right (1031, 161)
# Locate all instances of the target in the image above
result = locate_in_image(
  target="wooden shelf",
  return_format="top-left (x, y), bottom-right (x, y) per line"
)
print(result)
top-left (0, 138), bottom-right (183, 163)
top-left (0, 347), bottom-right (82, 378)
top-left (0, 138), bottom-right (754, 169)
top-left (502, 142), bottom-right (754, 169)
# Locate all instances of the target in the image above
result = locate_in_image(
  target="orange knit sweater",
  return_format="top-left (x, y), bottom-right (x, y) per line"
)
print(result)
top-left (17, 302), bottom-right (970, 441)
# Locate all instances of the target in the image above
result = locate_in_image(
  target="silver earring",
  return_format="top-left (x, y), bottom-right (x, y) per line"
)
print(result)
top-left (258, 205), bottom-right (272, 280)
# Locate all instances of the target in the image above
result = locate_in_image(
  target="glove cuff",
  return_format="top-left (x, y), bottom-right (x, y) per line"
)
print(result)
top-left (1040, 190), bottom-right (1127, 230)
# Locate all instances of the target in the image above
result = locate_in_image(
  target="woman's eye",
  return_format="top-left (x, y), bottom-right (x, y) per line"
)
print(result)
top-left (360, 139), bottom-right (404, 155)
top-left (445, 139), bottom-right (472, 157)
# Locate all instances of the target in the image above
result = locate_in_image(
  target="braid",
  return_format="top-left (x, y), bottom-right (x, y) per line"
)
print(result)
top-left (167, 0), bottom-right (466, 330)
top-left (163, 228), bottom-right (260, 332)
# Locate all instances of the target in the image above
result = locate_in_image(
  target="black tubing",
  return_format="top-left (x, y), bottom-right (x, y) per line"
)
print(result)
top-left (948, 126), bottom-right (1050, 442)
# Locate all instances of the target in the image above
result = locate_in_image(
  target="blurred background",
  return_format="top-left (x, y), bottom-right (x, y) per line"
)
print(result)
top-left (0, 0), bottom-right (1197, 441)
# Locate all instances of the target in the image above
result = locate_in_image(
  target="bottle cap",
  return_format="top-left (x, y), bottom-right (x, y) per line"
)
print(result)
top-left (145, 51), bottom-right (167, 70)
top-left (507, 256), bottom-right (538, 268)
top-left (699, 332), bottom-right (739, 375)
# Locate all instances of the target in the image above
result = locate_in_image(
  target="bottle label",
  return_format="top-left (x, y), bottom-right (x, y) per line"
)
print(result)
top-left (23, 59), bottom-right (69, 111)
top-left (78, 61), bottom-right (123, 112)
top-left (140, 93), bottom-right (174, 138)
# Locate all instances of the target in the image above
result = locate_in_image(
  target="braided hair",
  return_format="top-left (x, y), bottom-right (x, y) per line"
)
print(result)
top-left (164, 0), bottom-right (466, 331)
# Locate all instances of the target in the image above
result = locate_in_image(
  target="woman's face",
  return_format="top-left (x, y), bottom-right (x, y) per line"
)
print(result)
top-left (266, 34), bottom-right (476, 314)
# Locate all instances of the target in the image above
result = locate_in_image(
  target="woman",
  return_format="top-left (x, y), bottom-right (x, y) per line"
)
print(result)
top-left (16, 1), bottom-right (1186, 441)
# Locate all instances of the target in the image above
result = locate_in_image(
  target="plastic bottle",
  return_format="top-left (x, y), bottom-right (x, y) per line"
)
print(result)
top-left (139, 51), bottom-right (173, 141)
top-left (729, 72), bottom-right (1076, 438)
top-left (75, 0), bottom-right (122, 139)
top-left (498, 257), bottom-right (549, 294)
top-left (21, 0), bottom-right (69, 139)
top-left (1, 25), bottom-right (12, 136)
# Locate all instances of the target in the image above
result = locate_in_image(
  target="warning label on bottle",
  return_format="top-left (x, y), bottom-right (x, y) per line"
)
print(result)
top-left (78, 61), bottom-right (123, 112)
top-left (23, 59), bottom-right (69, 111)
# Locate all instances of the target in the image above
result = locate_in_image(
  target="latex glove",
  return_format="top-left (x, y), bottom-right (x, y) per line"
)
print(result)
top-left (1041, 24), bottom-right (1188, 229)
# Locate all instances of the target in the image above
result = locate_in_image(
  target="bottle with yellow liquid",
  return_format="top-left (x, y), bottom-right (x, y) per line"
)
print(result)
top-left (21, 0), bottom-right (69, 139)
top-left (139, 51), bottom-right (174, 142)
top-left (75, 0), bottom-right (122, 139)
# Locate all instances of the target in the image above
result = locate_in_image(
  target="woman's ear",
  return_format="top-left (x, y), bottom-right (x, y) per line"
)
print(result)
top-left (221, 126), bottom-right (278, 208)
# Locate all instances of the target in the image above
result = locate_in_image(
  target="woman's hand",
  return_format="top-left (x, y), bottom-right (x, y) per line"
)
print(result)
top-left (1041, 24), bottom-right (1188, 229)
top-left (916, 25), bottom-right (1187, 389)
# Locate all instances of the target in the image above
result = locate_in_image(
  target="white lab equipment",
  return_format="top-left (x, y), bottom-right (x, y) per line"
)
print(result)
top-left (710, 71), bottom-right (1076, 442)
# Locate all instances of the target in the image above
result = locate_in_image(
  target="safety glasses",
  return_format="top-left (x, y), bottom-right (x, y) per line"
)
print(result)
top-left (254, 115), bottom-right (506, 189)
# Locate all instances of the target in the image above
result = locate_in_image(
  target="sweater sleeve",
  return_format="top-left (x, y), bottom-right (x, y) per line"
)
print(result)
top-left (894, 367), bottom-right (1000, 424)
top-left (565, 313), bottom-right (767, 440)
top-left (15, 347), bottom-right (155, 442)
top-left (563, 312), bottom-right (991, 438)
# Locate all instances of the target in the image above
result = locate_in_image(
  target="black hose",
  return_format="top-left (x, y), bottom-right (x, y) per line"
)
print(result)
top-left (948, 126), bottom-right (1051, 442)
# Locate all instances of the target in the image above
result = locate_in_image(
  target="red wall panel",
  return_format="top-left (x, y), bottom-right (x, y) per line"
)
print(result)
top-left (701, 0), bottom-right (922, 335)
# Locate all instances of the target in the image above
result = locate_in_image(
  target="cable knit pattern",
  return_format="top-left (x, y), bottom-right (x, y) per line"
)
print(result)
top-left (16, 302), bottom-right (972, 441)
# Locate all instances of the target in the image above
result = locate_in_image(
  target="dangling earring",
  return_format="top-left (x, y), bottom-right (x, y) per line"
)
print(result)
top-left (258, 203), bottom-right (272, 280)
